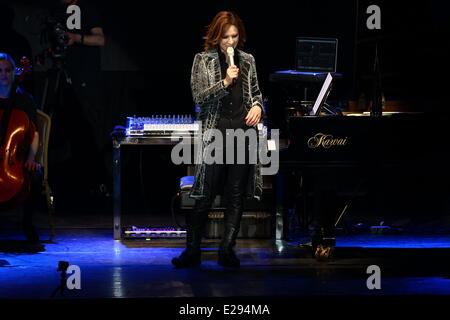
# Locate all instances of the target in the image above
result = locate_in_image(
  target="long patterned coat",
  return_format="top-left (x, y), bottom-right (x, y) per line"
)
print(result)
top-left (189, 48), bottom-right (264, 200)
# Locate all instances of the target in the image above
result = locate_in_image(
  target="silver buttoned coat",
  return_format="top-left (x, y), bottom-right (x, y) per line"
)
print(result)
top-left (189, 48), bottom-right (264, 200)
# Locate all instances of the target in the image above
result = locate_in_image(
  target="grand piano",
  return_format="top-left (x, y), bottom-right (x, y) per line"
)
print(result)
top-left (269, 67), bottom-right (450, 240)
top-left (274, 111), bottom-right (450, 240)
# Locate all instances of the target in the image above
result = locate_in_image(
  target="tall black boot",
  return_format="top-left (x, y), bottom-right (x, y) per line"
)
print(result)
top-left (172, 199), bottom-right (210, 268)
top-left (218, 225), bottom-right (241, 268)
top-left (217, 158), bottom-right (250, 268)
top-left (218, 182), bottom-right (244, 268)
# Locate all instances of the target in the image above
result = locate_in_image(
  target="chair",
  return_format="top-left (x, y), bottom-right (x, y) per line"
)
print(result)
top-left (36, 109), bottom-right (55, 239)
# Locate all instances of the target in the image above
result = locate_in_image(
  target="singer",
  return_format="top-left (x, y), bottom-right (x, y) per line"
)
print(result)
top-left (172, 11), bottom-right (264, 269)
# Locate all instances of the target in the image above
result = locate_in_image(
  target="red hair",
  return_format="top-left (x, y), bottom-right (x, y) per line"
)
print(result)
top-left (203, 11), bottom-right (247, 51)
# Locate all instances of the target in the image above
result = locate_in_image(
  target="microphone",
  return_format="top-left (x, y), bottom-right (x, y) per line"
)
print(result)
top-left (226, 46), bottom-right (235, 66)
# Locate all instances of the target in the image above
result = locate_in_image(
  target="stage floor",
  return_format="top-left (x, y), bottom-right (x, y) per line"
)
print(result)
top-left (1, 228), bottom-right (450, 299)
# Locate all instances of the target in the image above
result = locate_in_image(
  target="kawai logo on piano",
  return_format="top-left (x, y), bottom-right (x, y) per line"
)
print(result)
top-left (307, 133), bottom-right (348, 149)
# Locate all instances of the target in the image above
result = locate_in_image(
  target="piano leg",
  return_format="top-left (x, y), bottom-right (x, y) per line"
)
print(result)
top-left (295, 173), bottom-right (311, 232)
top-left (275, 170), bottom-right (311, 241)
top-left (311, 173), bottom-right (338, 249)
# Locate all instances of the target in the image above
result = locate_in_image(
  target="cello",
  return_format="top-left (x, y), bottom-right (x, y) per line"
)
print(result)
top-left (0, 56), bottom-right (35, 206)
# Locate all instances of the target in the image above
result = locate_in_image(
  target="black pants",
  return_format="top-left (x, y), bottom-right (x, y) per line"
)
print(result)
top-left (191, 126), bottom-right (254, 243)
top-left (194, 162), bottom-right (250, 216)
top-left (22, 171), bottom-right (43, 240)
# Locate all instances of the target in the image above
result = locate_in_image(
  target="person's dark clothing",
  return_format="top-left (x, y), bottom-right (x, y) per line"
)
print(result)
top-left (173, 46), bottom-right (263, 268)
top-left (22, 170), bottom-right (43, 242)
top-left (51, 2), bottom-right (102, 88)
top-left (0, 86), bottom-right (41, 242)
top-left (198, 49), bottom-right (254, 202)
top-left (189, 65), bottom-right (255, 264)
top-left (217, 50), bottom-right (246, 129)
top-left (0, 86), bottom-right (37, 127)
top-left (47, 2), bottom-right (109, 201)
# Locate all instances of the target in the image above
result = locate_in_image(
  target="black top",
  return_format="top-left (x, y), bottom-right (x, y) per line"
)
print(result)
top-left (217, 50), bottom-right (247, 129)
top-left (0, 86), bottom-right (37, 127)
top-left (61, 3), bottom-right (102, 87)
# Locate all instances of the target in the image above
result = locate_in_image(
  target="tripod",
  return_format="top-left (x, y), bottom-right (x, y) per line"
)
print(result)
top-left (35, 57), bottom-right (71, 241)
top-left (39, 57), bottom-right (71, 117)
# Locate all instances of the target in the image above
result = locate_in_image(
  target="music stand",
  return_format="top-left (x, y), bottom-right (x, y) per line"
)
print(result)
top-left (309, 72), bottom-right (334, 115)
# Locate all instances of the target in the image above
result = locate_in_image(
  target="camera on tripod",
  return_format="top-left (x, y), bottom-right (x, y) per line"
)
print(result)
top-left (37, 15), bottom-right (69, 68)
top-left (46, 17), bottom-right (68, 59)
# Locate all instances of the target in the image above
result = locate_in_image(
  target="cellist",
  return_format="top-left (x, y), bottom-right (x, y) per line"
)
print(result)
top-left (0, 53), bottom-right (41, 242)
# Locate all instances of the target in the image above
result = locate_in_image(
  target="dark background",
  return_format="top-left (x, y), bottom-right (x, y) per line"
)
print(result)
top-left (2, 0), bottom-right (450, 223)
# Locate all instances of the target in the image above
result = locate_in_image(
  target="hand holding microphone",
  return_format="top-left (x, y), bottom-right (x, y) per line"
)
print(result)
top-left (224, 46), bottom-right (239, 88)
